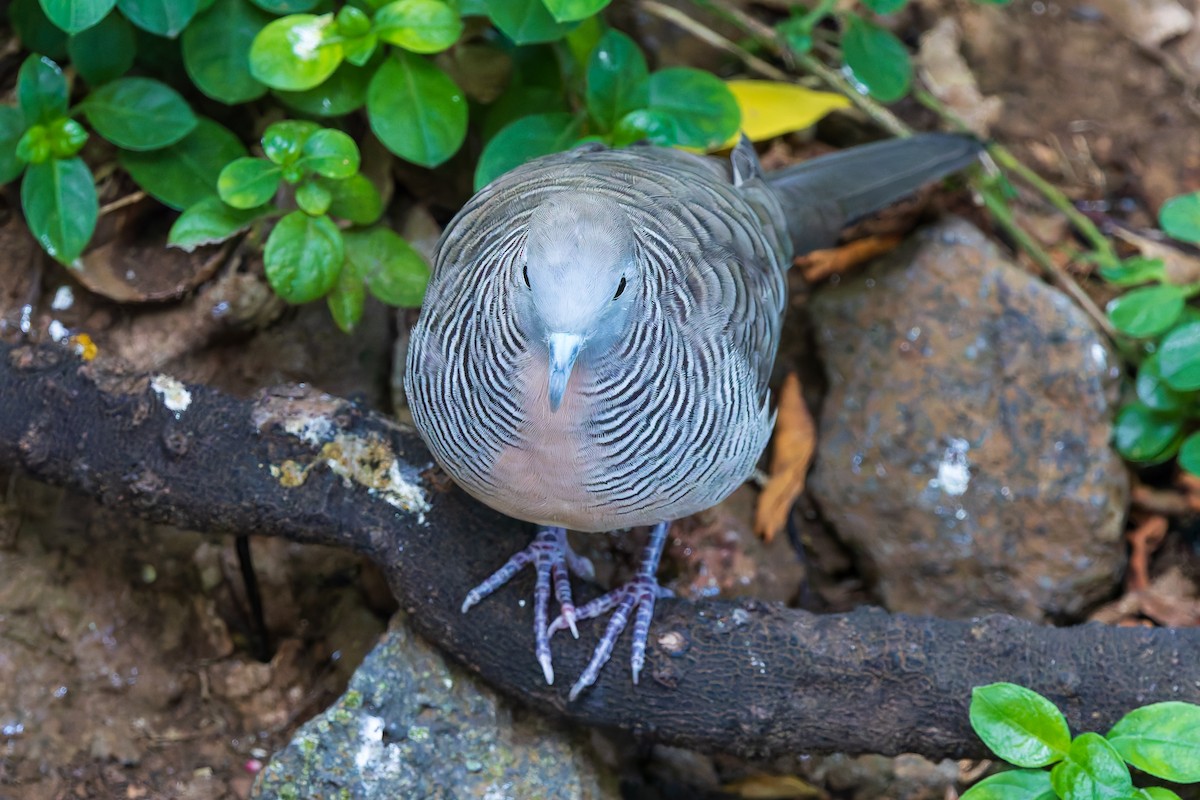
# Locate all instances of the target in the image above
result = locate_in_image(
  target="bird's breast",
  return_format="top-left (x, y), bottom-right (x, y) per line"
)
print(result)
top-left (484, 353), bottom-right (605, 530)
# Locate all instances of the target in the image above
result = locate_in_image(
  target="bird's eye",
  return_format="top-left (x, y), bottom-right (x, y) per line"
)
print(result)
top-left (613, 276), bottom-right (627, 300)
top-left (523, 265), bottom-right (531, 288)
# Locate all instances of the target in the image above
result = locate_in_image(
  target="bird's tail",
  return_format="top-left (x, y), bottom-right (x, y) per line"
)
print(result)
top-left (764, 133), bottom-right (983, 255)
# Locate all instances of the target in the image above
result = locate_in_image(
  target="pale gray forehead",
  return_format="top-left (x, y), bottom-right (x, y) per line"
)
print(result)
top-left (525, 194), bottom-right (635, 269)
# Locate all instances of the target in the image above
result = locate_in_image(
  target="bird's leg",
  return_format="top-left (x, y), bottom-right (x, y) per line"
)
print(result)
top-left (548, 521), bottom-right (672, 701)
top-left (460, 525), bottom-right (593, 685)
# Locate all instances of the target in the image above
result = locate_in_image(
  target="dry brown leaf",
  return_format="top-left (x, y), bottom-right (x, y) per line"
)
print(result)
top-left (796, 234), bottom-right (903, 283)
top-left (755, 372), bottom-right (816, 542)
top-left (1088, 0), bottom-right (1192, 50)
top-left (1094, 566), bottom-right (1200, 627)
top-left (915, 18), bottom-right (1003, 138)
top-left (1125, 515), bottom-right (1168, 592)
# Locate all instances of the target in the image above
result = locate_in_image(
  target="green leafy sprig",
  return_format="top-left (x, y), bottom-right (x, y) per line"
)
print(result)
top-left (170, 120), bottom-right (428, 332)
top-left (1103, 191), bottom-right (1200, 474)
top-left (964, 683), bottom-right (1200, 799)
top-left (0, 53), bottom-right (196, 265)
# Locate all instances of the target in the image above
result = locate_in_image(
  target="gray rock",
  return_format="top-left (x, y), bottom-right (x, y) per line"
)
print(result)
top-left (808, 218), bottom-right (1128, 620)
top-left (252, 614), bottom-right (616, 800)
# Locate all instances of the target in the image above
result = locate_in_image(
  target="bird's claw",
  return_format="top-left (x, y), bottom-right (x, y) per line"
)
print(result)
top-left (460, 525), bottom-right (587, 685)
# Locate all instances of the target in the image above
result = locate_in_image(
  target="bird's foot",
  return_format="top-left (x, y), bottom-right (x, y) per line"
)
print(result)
top-left (461, 525), bottom-right (593, 685)
top-left (548, 521), bottom-right (671, 701)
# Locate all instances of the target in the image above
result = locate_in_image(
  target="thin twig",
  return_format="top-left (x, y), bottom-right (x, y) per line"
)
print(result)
top-left (99, 190), bottom-right (148, 217)
top-left (915, 88), bottom-right (1121, 267)
top-left (640, 0), bottom-right (791, 82)
top-left (981, 186), bottom-right (1118, 339)
top-left (986, 144), bottom-right (1120, 266)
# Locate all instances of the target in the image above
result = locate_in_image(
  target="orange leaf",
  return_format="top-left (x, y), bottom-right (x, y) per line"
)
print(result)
top-left (795, 234), bottom-right (903, 283)
top-left (1125, 515), bottom-right (1168, 593)
top-left (754, 372), bottom-right (816, 542)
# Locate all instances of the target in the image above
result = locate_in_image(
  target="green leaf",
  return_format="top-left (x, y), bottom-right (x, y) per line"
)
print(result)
top-left (1099, 256), bottom-right (1167, 287)
top-left (250, 13), bottom-right (344, 91)
top-left (335, 4), bottom-right (370, 36)
top-left (1106, 284), bottom-right (1186, 338)
top-left (1160, 191), bottom-right (1200, 245)
top-left (182, 0), bottom-right (270, 104)
top-left (969, 684), bottom-right (1070, 768)
top-left (612, 108), bottom-right (676, 147)
top-left (46, 117), bottom-right (87, 158)
top-left (344, 226), bottom-right (429, 307)
top-left (21, 157), bottom-right (98, 265)
top-left (116, 0), bottom-right (198, 36)
top-left (1135, 353), bottom-right (1187, 412)
top-left (262, 120), bottom-right (319, 165)
top-left (585, 29), bottom-right (648, 132)
top-left (18, 55), bottom-right (69, 125)
top-left (646, 67), bottom-right (741, 150)
top-left (1106, 701), bottom-right (1200, 782)
top-left (325, 173), bottom-right (382, 224)
top-left (367, 50), bottom-right (466, 168)
top-left (374, 0), bottom-right (462, 54)
top-left (841, 13), bottom-right (912, 102)
top-left (1113, 403), bottom-right (1183, 463)
top-left (16, 125), bottom-right (52, 164)
top-left (860, 0), bottom-right (907, 13)
top-left (959, 769), bottom-right (1055, 800)
top-left (218, 157), bottom-right (281, 208)
top-left (1178, 432), bottom-right (1200, 478)
top-left (263, 210), bottom-right (344, 303)
top-left (11, 0), bottom-right (70, 61)
top-left (81, 77), bottom-right (197, 150)
top-left (342, 33), bottom-right (378, 67)
top-left (168, 195), bottom-right (273, 250)
top-left (1049, 733), bottom-right (1132, 800)
top-left (474, 111), bottom-right (582, 190)
top-left (1134, 789), bottom-right (1182, 800)
top-left (295, 179), bottom-right (332, 215)
top-left (38, 0), bottom-right (117, 34)
top-left (0, 108), bottom-right (27, 184)
top-left (543, 0), bottom-right (609, 23)
top-left (327, 265), bottom-right (365, 333)
top-left (247, 0), bottom-right (318, 13)
top-left (275, 59), bottom-right (375, 117)
top-left (1160, 321), bottom-right (1200, 391)
top-left (486, 0), bottom-right (572, 44)
top-left (120, 117), bottom-right (247, 209)
top-left (67, 11), bottom-right (136, 85)
top-left (300, 128), bottom-right (359, 178)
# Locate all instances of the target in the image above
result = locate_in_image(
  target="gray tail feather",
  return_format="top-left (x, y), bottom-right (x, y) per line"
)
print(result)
top-left (765, 133), bottom-right (982, 255)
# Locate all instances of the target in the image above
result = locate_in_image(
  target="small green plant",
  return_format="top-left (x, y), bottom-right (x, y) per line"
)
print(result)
top-left (169, 119), bottom-right (427, 332)
top-left (963, 682), bottom-right (1200, 799)
top-left (1103, 191), bottom-right (1200, 475)
top-left (0, 52), bottom-right (196, 264)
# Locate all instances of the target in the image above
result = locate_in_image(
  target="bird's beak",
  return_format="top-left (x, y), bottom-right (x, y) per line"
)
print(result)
top-left (547, 332), bottom-right (583, 412)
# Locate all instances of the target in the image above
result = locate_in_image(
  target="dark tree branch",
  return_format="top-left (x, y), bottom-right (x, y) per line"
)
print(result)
top-left (2, 342), bottom-right (1197, 760)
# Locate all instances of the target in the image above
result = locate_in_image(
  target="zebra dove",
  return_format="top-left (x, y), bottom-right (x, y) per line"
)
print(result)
top-left (406, 134), bottom-right (982, 699)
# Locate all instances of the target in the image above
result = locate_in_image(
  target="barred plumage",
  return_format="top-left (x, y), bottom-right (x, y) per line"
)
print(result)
top-left (405, 134), bottom-right (982, 697)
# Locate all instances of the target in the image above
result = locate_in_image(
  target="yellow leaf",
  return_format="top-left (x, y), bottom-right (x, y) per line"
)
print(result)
top-left (723, 80), bottom-right (851, 148)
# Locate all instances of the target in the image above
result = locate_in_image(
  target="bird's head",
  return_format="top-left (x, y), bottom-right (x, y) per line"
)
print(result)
top-left (519, 194), bottom-right (638, 412)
